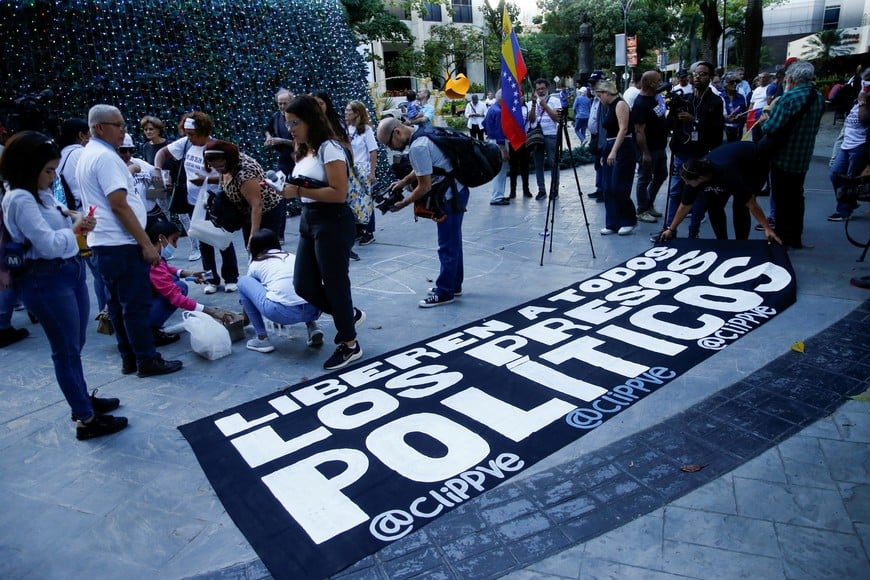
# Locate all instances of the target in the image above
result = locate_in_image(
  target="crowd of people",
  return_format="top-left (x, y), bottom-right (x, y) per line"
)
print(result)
top-left (0, 59), bottom-right (863, 441)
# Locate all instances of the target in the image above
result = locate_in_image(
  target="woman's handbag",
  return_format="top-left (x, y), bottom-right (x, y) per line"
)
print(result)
top-left (95, 309), bottom-right (114, 335)
top-left (347, 163), bottom-right (374, 226)
top-left (187, 187), bottom-right (233, 250)
top-left (183, 310), bottom-right (232, 360)
top-left (526, 124), bottom-right (545, 150)
top-left (206, 187), bottom-right (248, 232)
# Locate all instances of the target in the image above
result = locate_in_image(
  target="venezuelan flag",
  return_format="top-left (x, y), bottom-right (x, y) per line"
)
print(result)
top-left (500, 7), bottom-right (527, 151)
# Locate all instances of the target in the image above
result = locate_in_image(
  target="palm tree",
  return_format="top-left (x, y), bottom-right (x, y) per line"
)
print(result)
top-left (801, 29), bottom-right (852, 75)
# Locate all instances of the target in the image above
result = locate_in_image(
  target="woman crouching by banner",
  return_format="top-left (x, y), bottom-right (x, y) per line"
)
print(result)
top-left (0, 131), bottom-right (128, 440)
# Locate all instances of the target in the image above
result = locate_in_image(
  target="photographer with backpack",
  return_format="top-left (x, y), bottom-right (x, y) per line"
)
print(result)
top-left (376, 117), bottom-right (472, 307)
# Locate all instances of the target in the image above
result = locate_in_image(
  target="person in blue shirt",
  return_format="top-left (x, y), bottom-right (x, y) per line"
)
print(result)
top-left (482, 90), bottom-right (511, 205)
top-left (572, 87), bottom-right (591, 144)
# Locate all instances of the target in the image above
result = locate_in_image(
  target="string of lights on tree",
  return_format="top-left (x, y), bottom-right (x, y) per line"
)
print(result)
top-left (0, 0), bottom-right (372, 163)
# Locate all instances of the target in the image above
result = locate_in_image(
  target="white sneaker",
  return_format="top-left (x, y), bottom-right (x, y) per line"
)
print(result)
top-left (647, 207), bottom-right (662, 217)
top-left (246, 337), bottom-right (275, 353)
top-left (637, 211), bottom-right (657, 223)
top-left (618, 226), bottom-right (635, 235)
top-left (203, 284), bottom-right (218, 295)
top-left (600, 228), bottom-right (616, 235)
top-left (188, 250), bottom-right (201, 261)
top-left (224, 283), bottom-right (238, 293)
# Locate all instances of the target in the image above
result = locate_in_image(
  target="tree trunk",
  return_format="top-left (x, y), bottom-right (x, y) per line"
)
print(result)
top-left (743, 0), bottom-right (763, 79)
top-left (699, 0), bottom-right (722, 68)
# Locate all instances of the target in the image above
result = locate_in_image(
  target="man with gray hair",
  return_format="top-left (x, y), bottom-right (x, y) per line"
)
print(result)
top-left (760, 60), bottom-right (824, 249)
top-left (77, 104), bottom-right (183, 377)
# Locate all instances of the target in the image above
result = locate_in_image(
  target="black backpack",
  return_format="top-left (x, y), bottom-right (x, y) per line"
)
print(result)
top-left (408, 126), bottom-right (502, 187)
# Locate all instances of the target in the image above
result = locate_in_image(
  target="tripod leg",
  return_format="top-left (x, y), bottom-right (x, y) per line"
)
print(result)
top-left (561, 114), bottom-right (597, 259)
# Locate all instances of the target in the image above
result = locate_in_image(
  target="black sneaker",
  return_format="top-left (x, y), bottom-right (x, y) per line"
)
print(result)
top-left (827, 213), bottom-right (850, 222)
top-left (419, 294), bottom-right (455, 308)
top-left (0, 327), bottom-right (29, 348)
top-left (121, 355), bottom-right (137, 375)
top-left (137, 354), bottom-right (183, 378)
top-left (76, 414), bottom-right (128, 441)
top-left (71, 389), bottom-right (121, 421)
top-left (755, 219), bottom-right (775, 231)
top-left (350, 250), bottom-right (361, 261)
top-left (323, 342), bottom-right (362, 370)
top-left (429, 287), bottom-right (462, 297)
top-left (152, 328), bottom-right (181, 347)
top-left (535, 192), bottom-right (546, 200)
top-left (523, 190), bottom-right (533, 198)
top-left (359, 232), bottom-right (375, 246)
top-left (353, 307), bottom-right (366, 328)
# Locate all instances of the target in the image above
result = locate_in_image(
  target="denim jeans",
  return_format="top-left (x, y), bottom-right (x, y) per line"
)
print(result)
top-left (294, 203), bottom-right (357, 344)
top-left (635, 148), bottom-right (667, 213)
top-left (149, 279), bottom-right (188, 329)
top-left (93, 244), bottom-right (157, 363)
top-left (666, 154), bottom-right (692, 234)
top-left (434, 186), bottom-right (470, 299)
top-left (601, 140), bottom-right (638, 230)
top-left (830, 144), bottom-right (867, 216)
top-left (489, 152), bottom-right (509, 201)
top-left (238, 276), bottom-right (320, 337)
top-left (82, 254), bottom-right (107, 312)
top-left (19, 257), bottom-right (94, 420)
top-left (533, 135), bottom-right (559, 194)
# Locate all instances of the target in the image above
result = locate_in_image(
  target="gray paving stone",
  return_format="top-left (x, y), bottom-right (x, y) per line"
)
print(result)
top-left (507, 527), bottom-right (573, 566)
top-left (819, 438), bottom-right (870, 484)
top-left (495, 512), bottom-right (553, 542)
top-left (582, 512), bottom-right (664, 570)
top-left (441, 528), bottom-right (502, 561)
top-left (661, 539), bottom-right (785, 579)
top-left (733, 477), bottom-right (853, 533)
top-left (663, 506), bottom-right (779, 557)
top-left (480, 497), bottom-right (538, 527)
top-left (777, 522), bottom-right (869, 579)
top-left (577, 558), bottom-right (689, 580)
top-left (776, 434), bottom-right (840, 489)
top-left (381, 546), bottom-right (444, 579)
top-left (452, 545), bottom-right (517, 578)
top-left (670, 475), bottom-right (738, 515)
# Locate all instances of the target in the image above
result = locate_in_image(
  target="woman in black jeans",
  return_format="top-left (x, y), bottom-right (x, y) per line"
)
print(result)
top-left (281, 95), bottom-right (364, 370)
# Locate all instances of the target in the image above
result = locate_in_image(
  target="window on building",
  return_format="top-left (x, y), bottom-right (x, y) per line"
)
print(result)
top-left (387, 5), bottom-right (410, 20)
top-left (423, 2), bottom-right (442, 22)
top-left (823, 6), bottom-right (840, 30)
top-left (453, 0), bottom-right (473, 23)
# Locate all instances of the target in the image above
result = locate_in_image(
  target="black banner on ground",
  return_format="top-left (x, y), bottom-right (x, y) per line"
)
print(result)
top-left (179, 240), bottom-right (796, 579)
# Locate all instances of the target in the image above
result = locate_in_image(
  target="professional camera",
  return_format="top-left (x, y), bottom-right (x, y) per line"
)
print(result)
top-left (372, 181), bottom-right (404, 214)
top-left (656, 83), bottom-right (691, 115)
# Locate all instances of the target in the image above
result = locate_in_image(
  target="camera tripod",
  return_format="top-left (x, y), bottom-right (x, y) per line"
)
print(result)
top-left (540, 108), bottom-right (596, 264)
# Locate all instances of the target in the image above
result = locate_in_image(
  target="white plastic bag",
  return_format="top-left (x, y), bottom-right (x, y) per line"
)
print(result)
top-left (183, 311), bottom-right (232, 360)
top-left (187, 186), bottom-right (232, 250)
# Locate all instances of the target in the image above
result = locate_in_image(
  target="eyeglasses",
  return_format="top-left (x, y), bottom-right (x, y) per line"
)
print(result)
top-left (100, 121), bottom-right (127, 130)
top-left (388, 127), bottom-right (401, 150)
top-left (693, 71), bottom-right (710, 78)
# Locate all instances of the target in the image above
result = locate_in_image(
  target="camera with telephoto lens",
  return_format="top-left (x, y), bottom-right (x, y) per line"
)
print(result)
top-left (372, 181), bottom-right (404, 214)
top-left (656, 82), bottom-right (690, 115)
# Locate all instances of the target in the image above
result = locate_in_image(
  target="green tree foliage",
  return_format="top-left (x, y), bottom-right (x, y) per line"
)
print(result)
top-left (341, 0), bottom-right (412, 45)
top-left (534, 0), bottom-right (678, 75)
top-left (801, 29), bottom-right (852, 76)
top-left (397, 24), bottom-right (486, 86)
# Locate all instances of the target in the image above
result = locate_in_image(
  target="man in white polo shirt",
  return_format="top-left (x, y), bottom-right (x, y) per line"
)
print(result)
top-left (77, 104), bottom-right (183, 378)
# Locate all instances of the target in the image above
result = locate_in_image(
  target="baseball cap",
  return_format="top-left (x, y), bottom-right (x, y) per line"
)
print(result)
top-left (120, 134), bottom-right (134, 149)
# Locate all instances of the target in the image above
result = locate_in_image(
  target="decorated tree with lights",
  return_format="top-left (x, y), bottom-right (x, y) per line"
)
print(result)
top-left (0, 0), bottom-right (371, 163)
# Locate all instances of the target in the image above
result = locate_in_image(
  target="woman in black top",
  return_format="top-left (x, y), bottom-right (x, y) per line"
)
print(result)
top-left (596, 80), bottom-right (638, 235)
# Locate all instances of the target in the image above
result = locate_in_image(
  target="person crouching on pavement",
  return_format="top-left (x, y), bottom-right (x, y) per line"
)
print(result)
top-left (656, 141), bottom-right (781, 244)
top-left (145, 220), bottom-right (232, 346)
top-left (239, 228), bottom-right (323, 354)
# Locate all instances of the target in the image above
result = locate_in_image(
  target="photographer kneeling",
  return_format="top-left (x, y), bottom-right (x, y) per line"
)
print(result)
top-left (657, 141), bottom-right (781, 245)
